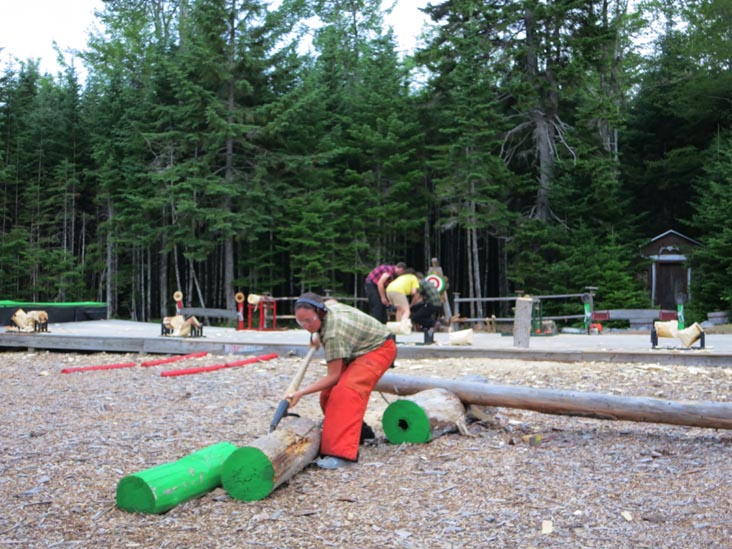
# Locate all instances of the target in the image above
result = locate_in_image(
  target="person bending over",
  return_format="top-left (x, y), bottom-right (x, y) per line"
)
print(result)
top-left (386, 270), bottom-right (420, 322)
top-left (364, 262), bottom-right (406, 323)
top-left (411, 272), bottom-right (442, 333)
top-left (287, 292), bottom-right (397, 469)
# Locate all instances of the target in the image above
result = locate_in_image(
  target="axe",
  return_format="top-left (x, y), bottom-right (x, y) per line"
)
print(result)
top-left (269, 346), bottom-right (317, 432)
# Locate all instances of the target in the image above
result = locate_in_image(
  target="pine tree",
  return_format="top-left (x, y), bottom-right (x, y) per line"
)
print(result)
top-left (687, 133), bottom-right (732, 317)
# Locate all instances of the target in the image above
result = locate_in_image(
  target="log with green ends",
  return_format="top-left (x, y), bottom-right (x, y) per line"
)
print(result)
top-left (375, 372), bottom-right (732, 431)
top-left (116, 441), bottom-right (237, 514)
top-left (222, 417), bottom-right (321, 501)
top-left (382, 388), bottom-right (468, 444)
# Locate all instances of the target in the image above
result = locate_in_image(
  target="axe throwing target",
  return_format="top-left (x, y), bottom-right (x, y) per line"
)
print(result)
top-left (425, 274), bottom-right (446, 293)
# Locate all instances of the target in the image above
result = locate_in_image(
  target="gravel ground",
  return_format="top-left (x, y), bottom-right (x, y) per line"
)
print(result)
top-left (3, 350), bottom-right (732, 548)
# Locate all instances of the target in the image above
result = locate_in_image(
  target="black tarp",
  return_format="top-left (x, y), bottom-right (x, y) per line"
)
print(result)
top-left (0, 301), bottom-right (107, 325)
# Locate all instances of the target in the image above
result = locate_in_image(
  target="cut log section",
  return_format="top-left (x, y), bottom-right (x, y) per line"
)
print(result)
top-left (382, 388), bottom-right (467, 443)
top-left (222, 417), bottom-right (321, 501)
top-left (116, 441), bottom-right (237, 514)
top-left (375, 372), bottom-right (732, 431)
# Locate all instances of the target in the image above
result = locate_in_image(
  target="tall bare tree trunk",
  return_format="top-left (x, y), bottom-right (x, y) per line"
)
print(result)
top-left (533, 114), bottom-right (555, 221)
top-left (106, 200), bottom-right (116, 318)
top-left (220, 1), bottom-right (238, 310)
top-left (466, 227), bottom-right (475, 319)
top-left (160, 239), bottom-right (168, 318)
top-left (146, 247), bottom-right (152, 322)
top-left (190, 258), bottom-right (206, 309)
top-left (524, 5), bottom-right (560, 222)
top-left (470, 227), bottom-right (483, 319)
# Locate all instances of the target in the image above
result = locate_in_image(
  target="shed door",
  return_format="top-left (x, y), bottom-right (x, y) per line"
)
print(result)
top-left (655, 262), bottom-right (687, 309)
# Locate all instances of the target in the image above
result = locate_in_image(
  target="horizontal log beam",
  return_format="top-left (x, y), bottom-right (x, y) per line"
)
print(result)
top-left (375, 373), bottom-right (732, 431)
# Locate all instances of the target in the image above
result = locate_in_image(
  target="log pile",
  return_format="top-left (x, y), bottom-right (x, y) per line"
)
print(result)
top-left (7, 308), bottom-right (48, 332)
top-left (161, 314), bottom-right (202, 337)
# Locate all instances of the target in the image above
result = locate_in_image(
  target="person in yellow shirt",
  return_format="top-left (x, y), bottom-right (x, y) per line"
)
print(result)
top-left (386, 270), bottom-right (420, 321)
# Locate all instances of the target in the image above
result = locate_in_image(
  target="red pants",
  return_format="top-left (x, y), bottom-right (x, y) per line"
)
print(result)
top-left (319, 339), bottom-right (396, 461)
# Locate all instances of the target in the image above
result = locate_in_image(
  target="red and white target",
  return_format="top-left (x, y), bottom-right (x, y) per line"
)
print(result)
top-left (426, 274), bottom-right (446, 293)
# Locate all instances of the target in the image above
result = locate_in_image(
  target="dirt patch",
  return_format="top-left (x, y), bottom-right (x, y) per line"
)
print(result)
top-left (3, 350), bottom-right (732, 548)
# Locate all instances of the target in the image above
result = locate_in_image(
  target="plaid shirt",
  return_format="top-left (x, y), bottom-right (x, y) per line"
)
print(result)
top-left (365, 264), bottom-right (397, 285)
top-left (319, 301), bottom-right (389, 362)
top-left (419, 279), bottom-right (442, 307)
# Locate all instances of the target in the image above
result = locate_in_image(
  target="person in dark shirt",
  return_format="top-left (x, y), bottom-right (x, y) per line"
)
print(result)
top-left (410, 273), bottom-right (442, 337)
top-left (364, 262), bottom-right (406, 323)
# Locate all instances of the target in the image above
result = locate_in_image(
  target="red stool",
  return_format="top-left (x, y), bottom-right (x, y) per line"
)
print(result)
top-left (247, 298), bottom-right (277, 330)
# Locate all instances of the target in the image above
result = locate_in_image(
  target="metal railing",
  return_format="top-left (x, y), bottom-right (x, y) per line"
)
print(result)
top-left (452, 292), bottom-right (588, 324)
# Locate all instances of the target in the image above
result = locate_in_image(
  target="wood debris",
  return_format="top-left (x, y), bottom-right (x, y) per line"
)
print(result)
top-left (2, 352), bottom-right (732, 546)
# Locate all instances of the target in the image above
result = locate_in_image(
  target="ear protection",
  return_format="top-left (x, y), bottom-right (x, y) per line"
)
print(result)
top-left (295, 297), bottom-right (328, 316)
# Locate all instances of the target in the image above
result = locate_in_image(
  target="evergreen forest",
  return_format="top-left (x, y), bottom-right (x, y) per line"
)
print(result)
top-left (2, 0), bottom-right (732, 324)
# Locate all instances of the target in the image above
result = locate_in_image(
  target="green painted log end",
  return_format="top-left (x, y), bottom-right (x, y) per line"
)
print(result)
top-left (221, 447), bottom-right (274, 501)
top-left (116, 474), bottom-right (157, 514)
top-left (382, 399), bottom-right (431, 444)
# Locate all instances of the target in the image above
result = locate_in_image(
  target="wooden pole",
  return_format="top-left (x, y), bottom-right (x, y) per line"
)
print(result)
top-left (513, 296), bottom-right (533, 348)
top-left (61, 361), bottom-right (137, 374)
top-left (116, 441), bottom-right (237, 514)
top-left (140, 351), bottom-right (208, 367)
top-left (375, 373), bottom-right (732, 431)
top-left (160, 353), bottom-right (278, 377)
top-left (382, 388), bottom-right (467, 443)
top-left (221, 417), bottom-right (321, 501)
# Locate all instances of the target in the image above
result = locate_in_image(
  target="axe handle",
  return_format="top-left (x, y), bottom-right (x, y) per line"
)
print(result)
top-left (284, 346), bottom-right (317, 396)
top-left (269, 347), bottom-right (317, 432)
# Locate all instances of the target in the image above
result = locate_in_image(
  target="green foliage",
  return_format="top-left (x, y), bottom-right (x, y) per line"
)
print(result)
top-left (686, 133), bottom-right (732, 317)
top-left (509, 219), bottom-right (647, 317)
top-left (3, 0), bottom-right (732, 321)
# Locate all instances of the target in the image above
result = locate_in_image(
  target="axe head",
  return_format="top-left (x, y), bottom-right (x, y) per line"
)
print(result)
top-left (269, 399), bottom-right (291, 432)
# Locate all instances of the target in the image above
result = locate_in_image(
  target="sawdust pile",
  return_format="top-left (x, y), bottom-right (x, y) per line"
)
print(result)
top-left (3, 350), bottom-right (732, 548)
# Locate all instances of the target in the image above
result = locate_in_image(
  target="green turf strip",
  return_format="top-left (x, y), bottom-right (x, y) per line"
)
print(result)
top-left (382, 399), bottom-right (432, 444)
top-left (221, 447), bottom-right (275, 501)
top-left (0, 300), bottom-right (105, 307)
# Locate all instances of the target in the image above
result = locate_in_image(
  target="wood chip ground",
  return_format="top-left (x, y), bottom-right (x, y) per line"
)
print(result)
top-left (3, 350), bottom-right (732, 548)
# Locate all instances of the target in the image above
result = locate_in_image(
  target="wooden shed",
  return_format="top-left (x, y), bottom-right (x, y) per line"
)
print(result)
top-left (640, 230), bottom-right (702, 310)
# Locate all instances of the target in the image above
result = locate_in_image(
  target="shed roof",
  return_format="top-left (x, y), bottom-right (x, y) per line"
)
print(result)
top-left (647, 229), bottom-right (702, 247)
top-left (640, 229), bottom-right (702, 259)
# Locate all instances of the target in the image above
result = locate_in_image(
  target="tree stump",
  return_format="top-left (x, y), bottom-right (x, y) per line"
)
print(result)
top-left (116, 441), bottom-right (237, 514)
top-left (221, 417), bottom-right (321, 501)
top-left (382, 388), bottom-right (467, 444)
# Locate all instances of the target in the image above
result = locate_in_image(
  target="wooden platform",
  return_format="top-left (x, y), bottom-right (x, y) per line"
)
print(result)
top-left (2, 319), bottom-right (732, 367)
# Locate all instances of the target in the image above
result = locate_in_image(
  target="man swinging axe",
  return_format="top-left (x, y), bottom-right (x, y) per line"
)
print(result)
top-left (286, 292), bottom-right (397, 469)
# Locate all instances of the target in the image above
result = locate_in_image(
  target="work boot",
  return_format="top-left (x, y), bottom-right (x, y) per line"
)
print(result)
top-left (315, 456), bottom-right (354, 469)
top-left (360, 422), bottom-right (375, 444)
top-left (423, 327), bottom-right (434, 345)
